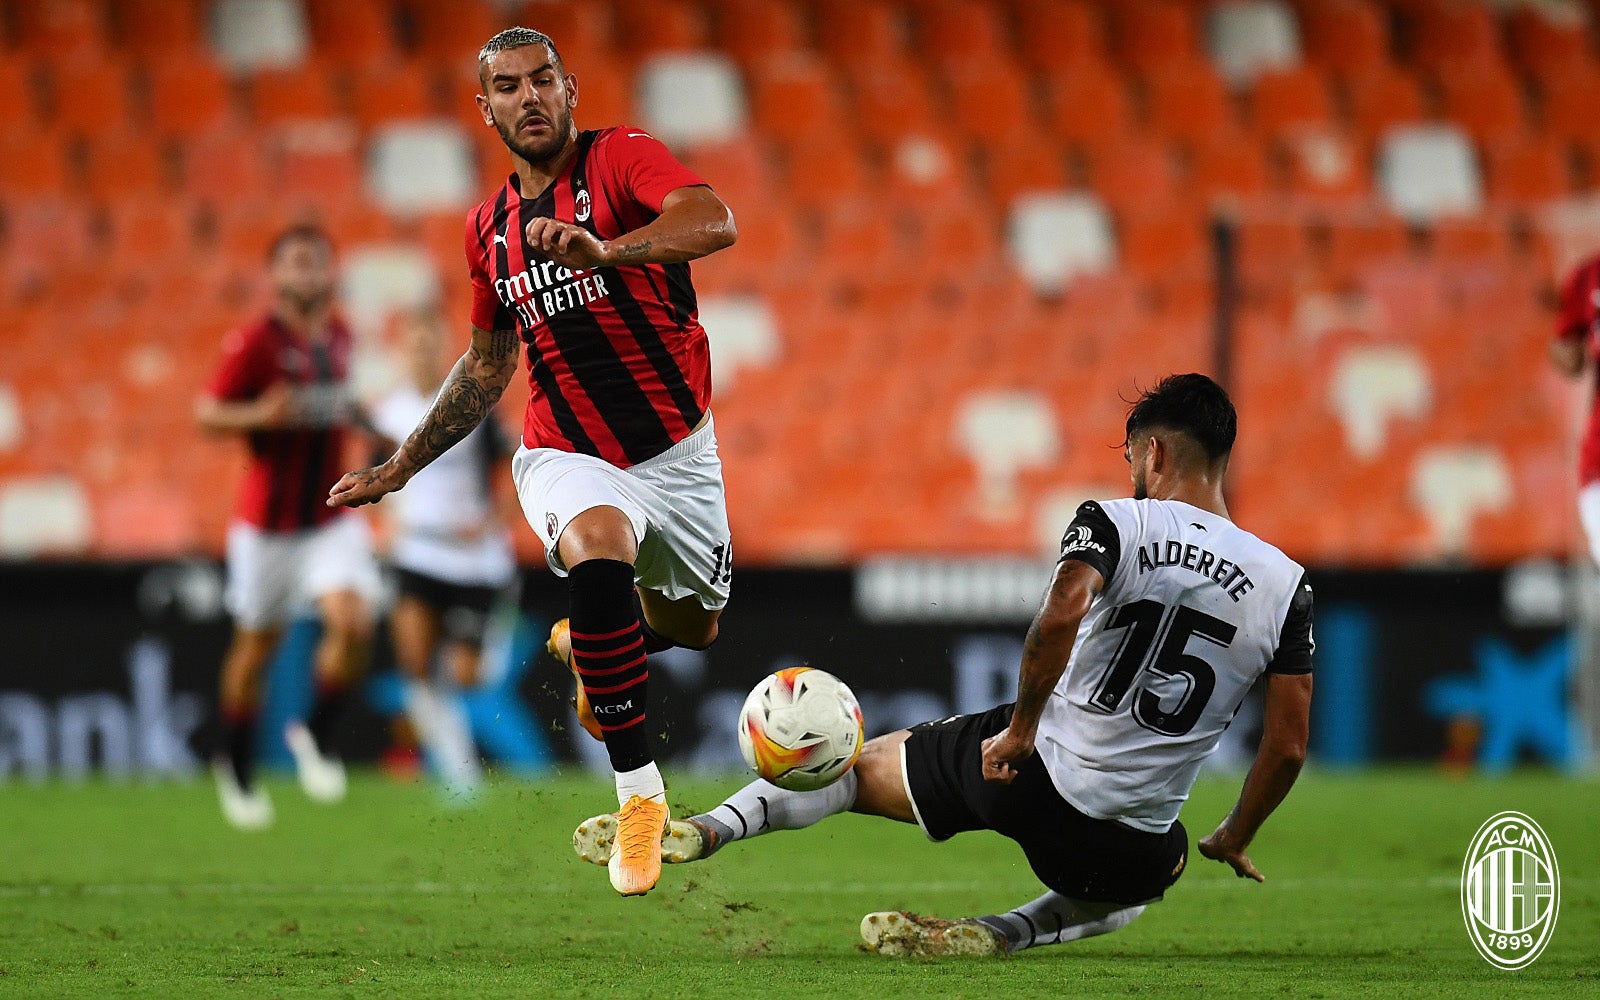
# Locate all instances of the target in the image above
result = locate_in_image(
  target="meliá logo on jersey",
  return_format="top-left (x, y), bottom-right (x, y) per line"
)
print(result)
top-left (494, 258), bottom-right (612, 329)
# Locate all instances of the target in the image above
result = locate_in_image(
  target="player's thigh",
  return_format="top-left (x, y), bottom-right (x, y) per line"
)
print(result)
top-left (225, 522), bottom-right (299, 630)
top-left (512, 446), bottom-right (647, 572)
top-left (389, 592), bottom-right (442, 678)
top-left (849, 729), bottom-right (918, 825)
top-left (303, 516), bottom-right (381, 634)
top-left (628, 424), bottom-right (732, 617)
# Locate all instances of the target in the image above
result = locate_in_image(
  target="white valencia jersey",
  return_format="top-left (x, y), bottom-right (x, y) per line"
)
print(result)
top-left (372, 386), bottom-right (516, 588)
top-left (1036, 498), bottom-right (1314, 834)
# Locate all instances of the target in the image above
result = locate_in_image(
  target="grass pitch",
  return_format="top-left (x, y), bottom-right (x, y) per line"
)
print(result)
top-left (0, 768), bottom-right (1594, 998)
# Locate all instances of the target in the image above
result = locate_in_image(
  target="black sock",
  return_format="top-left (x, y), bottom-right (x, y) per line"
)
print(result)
top-left (223, 708), bottom-right (259, 790)
top-left (307, 680), bottom-right (347, 757)
top-left (570, 559), bottom-right (652, 772)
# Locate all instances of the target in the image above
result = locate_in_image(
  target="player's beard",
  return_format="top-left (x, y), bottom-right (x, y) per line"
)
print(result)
top-left (1132, 470), bottom-right (1149, 501)
top-left (494, 103), bottom-right (573, 166)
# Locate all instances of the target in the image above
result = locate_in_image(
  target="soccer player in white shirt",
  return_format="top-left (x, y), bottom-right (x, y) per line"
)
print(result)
top-left (372, 311), bottom-right (519, 796)
top-left (574, 374), bottom-right (1314, 956)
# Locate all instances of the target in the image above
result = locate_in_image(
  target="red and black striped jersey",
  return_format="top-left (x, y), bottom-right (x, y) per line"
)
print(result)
top-left (466, 127), bottom-right (713, 469)
top-left (1557, 255), bottom-right (1600, 485)
top-left (206, 314), bottom-right (353, 532)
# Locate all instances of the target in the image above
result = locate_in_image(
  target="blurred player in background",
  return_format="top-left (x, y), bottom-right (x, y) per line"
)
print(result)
top-left (196, 225), bottom-right (383, 830)
top-left (372, 309), bottom-right (518, 798)
top-left (328, 27), bottom-right (738, 896)
top-left (578, 376), bottom-right (1314, 954)
top-left (1552, 252), bottom-right (1600, 561)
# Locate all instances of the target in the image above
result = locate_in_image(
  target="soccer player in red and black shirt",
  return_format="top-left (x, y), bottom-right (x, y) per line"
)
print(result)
top-left (1554, 254), bottom-right (1600, 555)
top-left (198, 226), bottom-right (383, 830)
top-left (329, 27), bottom-right (737, 895)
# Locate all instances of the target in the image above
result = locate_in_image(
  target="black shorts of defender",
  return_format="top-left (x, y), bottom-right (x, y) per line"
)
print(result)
top-left (394, 568), bottom-right (499, 649)
top-left (903, 704), bottom-right (1188, 906)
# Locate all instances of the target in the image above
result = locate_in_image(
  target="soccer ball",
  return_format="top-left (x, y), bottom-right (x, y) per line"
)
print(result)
top-left (737, 667), bottom-right (864, 791)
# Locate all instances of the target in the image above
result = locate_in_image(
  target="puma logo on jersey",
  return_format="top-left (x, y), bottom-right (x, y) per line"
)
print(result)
top-left (493, 231), bottom-right (508, 246)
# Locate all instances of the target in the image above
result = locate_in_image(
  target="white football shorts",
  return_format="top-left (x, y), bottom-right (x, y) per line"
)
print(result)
top-left (511, 413), bottom-right (732, 611)
top-left (225, 513), bottom-right (384, 630)
top-left (1580, 482), bottom-right (1600, 565)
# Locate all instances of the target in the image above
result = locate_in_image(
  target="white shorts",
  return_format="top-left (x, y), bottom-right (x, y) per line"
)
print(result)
top-left (225, 514), bottom-right (384, 630)
top-left (1580, 482), bottom-right (1600, 564)
top-left (512, 413), bottom-right (732, 611)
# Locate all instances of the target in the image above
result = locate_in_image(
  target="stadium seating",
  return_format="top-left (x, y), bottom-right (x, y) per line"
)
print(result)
top-left (0, 0), bottom-right (1585, 566)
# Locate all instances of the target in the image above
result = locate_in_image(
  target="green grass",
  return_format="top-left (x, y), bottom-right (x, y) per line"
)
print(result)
top-left (0, 768), bottom-right (1594, 998)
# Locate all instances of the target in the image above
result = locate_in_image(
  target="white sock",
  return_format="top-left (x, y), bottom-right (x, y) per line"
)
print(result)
top-left (402, 680), bottom-right (482, 794)
top-left (615, 760), bottom-right (665, 805)
top-left (976, 892), bottom-right (1146, 953)
top-left (691, 771), bottom-right (858, 854)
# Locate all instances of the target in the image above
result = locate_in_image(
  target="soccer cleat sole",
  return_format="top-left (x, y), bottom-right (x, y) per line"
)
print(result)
top-left (860, 911), bottom-right (1007, 958)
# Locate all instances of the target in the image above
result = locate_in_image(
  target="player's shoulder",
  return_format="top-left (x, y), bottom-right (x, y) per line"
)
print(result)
top-left (223, 314), bottom-right (279, 353)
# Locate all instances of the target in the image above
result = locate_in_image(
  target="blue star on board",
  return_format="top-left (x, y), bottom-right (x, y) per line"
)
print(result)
top-left (1423, 636), bottom-right (1582, 773)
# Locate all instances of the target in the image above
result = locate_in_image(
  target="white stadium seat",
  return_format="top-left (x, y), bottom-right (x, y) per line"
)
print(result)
top-left (1410, 446), bottom-right (1512, 556)
top-left (367, 122), bottom-right (477, 215)
top-left (636, 53), bottom-right (748, 149)
top-left (1327, 345), bottom-right (1432, 460)
top-left (1207, 0), bottom-right (1302, 85)
top-left (955, 389), bottom-right (1061, 515)
top-left (0, 476), bottom-right (92, 556)
top-left (1378, 124), bottom-right (1483, 222)
top-left (1007, 192), bottom-right (1116, 295)
top-left (696, 295), bottom-right (780, 392)
top-left (339, 246), bottom-right (441, 397)
top-left (211, 0), bottom-right (310, 72)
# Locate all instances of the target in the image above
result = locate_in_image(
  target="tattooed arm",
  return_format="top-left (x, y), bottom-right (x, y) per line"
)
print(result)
top-left (978, 559), bottom-right (1105, 784)
top-left (326, 325), bottom-right (520, 508)
top-left (524, 186), bottom-right (737, 270)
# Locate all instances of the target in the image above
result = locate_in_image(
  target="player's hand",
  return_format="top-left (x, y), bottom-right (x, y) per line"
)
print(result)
top-left (980, 726), bottom-right (1035, 784)
top-left (254, 382), bottom-right (299, 428)
top-left (524, 217), bottom-right (610, 269)
top-left (1198, 824), bottom-right (1264, 883)
top-left (326, 462), bottom-right (407, 508)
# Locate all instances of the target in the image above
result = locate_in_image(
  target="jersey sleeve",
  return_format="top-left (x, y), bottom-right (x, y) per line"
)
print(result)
top-left (1058, 500), bottom-right (1123, 586)
top-left (466, 207), bottom-right (515, 332)
top-left (608, 128), bottom-right (709, 214)
top-left (1556, 262), bottom-right (1596, 342)
top-left (205, 325), bottom-right (272, 401)
top-left (1266, 572), bottom-right (1315, 675)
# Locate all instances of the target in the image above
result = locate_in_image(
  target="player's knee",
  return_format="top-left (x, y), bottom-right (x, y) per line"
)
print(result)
top-left (670, 617), bottom-right (718, 650)
top-left (558, 505), bottom-right (638, 566)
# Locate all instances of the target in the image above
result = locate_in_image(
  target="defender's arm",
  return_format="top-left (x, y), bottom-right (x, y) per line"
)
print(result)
top-left (1551, 337), bottom-right (1585, 378)
top-left (327, 325), bottom-right (519, 508)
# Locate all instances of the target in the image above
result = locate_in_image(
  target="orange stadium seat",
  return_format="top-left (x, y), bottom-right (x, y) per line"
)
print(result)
top-left (941, 57), bottom-right (1034, 145)
top-left (1429, 216), bottom-right (1513, 263)
top-left (47, 60), bottom-right (135, 136)
top-left (516, 0), bottom-right (616, 68)
top-left (678, 136), bottom-right (777, 212)
top-left (611, 0), bottom-right (707, 59)
top-left (305, 0), bottom-right (402, 66)
top-left (347, 60), bottom-right (436, 129)
top-left (1087, 137), bottom-right (1182, 212)
top-left (1281, 127), bottom-right (1371, 203)
top-left (1505, 4), bottom-right (1596, 84)
top-left (816, 0), bottom-right (907, 72)
top-left (181, 129), bottom-right (272, 202)
top-left (983, 133), bottom-right (1070, 206)
top-left (1109, 0), bottom-right (1201, 74)
top-left (915, 0), bottom-right (1008, 65)
top-left (1144, 61), bottom-right (1236, 146)
top-left (1483, 136), bottom-right (1572, 204)
top-left (0, 58), bottom-right (42, 133)
top-left (11, 0), bottom-right (108, 55)
top-left (403, 0), bottom-right (508, 63)
top-left (785, 138), bottom-right (871, 207)
top-left (710, 0), bottom-right (805, 65)
top-left (1190, 135), bottom-right (1273, 200)
top-left (112, 0), bottom-right (207, 57)
top-left (847, 61), bottom-right (937, 142)
top-left (82, 131), bottom-right (170, 199)
top-left (1041, 61), bottom-right (1137, 150)
top-left (1118, 209), bottom-right (1209, 281)
top-left (1297, 0), bottom-right (1391, 76)
top-left (276, 134), bottom-right (365, 202)
top-left (1434, 62), bottom-right (1528, 145)
top-left (1012, 0), bottom-right (1108, 70)
top-left (249, 64), bottom-right (344, 125)
top-left (1323, 212), bottom-right (1410, 283)
top-left (145, 56), bottom-right (236, 136)
top-left (1250, 65), bottom-right (1335, 137)
top-left (749, 55), bottom-right (846, 146)
top-left (1401, 0), bottom-right (1504, 73)
top-left (1344, 65), bottom-right (1427, 140)
top-left (0, 132), bottom-right (70, 196)
top-left (1536, 63), bottom-right (1600, 144)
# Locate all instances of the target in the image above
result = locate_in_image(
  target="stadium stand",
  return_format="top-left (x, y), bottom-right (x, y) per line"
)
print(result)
top-left (0, 0), bottom-right (1585, 566)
